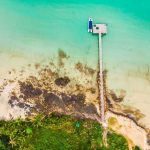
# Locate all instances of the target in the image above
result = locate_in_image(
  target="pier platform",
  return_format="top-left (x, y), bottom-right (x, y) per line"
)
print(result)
top-left (92, 24), bottom-right (107, 34)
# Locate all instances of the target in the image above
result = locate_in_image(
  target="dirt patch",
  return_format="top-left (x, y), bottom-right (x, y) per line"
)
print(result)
top-left (54, 76), bottom-right (70, 86)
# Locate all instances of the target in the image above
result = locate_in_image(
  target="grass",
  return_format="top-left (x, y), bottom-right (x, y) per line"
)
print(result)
top-left (0, 113), bottom-right (140, 150)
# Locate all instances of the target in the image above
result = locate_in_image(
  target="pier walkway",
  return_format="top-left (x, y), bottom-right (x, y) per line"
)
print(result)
top-left (92, 23), bottom-right (107, 127)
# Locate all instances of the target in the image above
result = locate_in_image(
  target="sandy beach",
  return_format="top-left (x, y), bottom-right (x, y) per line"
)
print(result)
top-left (0, 51), bottom-right (150, 149)
top-left (106, 111), bottom-right (150, 150)
top-left (107, 68), bottom-right (150, 128)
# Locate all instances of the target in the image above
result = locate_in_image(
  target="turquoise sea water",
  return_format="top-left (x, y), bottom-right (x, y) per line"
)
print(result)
top-left (0, 0), bottom-right (150, 72)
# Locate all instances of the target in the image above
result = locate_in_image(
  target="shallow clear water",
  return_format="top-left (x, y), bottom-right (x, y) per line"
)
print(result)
top-left (0, 0), bottom-right (150, 126)
top-left (0, 0), bottom-right (150, 68)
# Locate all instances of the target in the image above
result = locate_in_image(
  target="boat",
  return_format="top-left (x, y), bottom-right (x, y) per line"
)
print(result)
top-left (88, 17), bottom-right (93, 32)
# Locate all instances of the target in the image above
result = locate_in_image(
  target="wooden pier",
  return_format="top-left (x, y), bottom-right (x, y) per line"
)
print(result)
top-left (92, 23), bottom-right (107, 127)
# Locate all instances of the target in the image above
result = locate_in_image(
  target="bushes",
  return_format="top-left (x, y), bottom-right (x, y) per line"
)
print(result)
top-left (0, 114), bottom-right (131, 150)
top-left (134, 146), bottom-right (141, 150)
top-left (107, 132), bottom-right (129, 150)
top-left (0, 135), bottom-right (11, 150)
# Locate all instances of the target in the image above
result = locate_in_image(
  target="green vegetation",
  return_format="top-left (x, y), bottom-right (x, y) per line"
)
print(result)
top-left (133, 146), bottom-right (142, 150)
top-left (107, 132), bottom-right (128, 150)
top-left (0, 113), bottom-right (139, 150)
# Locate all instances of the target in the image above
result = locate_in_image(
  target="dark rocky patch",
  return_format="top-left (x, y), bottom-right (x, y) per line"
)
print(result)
top-left (70, 94), bottom-right (85, 104)
top-left (61, 93), bottom-right (85, 106)
top-left (44, 93), bottom-right (64, 109)
top-left (54, 76), bottom-right (70, 86)
top-left (43, 89), bottom-right (48, 97)
top-left (17, 102), bottom-right (31, 109)
top-left (83, 104), bottom-right (97, 114)
top-left (61, 93), bottom-right (86, 111)
top-left (61, 93), bottom-right (71, 104)
top-left (34, 103), bottom-right (46, 113)
top-left (20, 82), bottom-right (42, 99)
top-left (8, 96), bottom-right (19, 107)
top-left (17, 102), bottom-right (25, 108)
top-left (8, 99), bottom-right (15, 107)
top-left (44, 93), bottom-right (61, 104)
top-left (10, 95), bottom-right (19, 101)
top-left (8, 95), bottom-right (31, 109)
top-left (69, 94), bottom-right (86, 112)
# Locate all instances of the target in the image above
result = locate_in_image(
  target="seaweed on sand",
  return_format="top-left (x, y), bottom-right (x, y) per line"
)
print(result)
top-left (58, 49), bottom-right (69, 67)
top-left (75, 62), bottom-right (95, 75)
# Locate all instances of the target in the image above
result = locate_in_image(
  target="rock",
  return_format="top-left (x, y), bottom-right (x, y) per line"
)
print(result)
top-left (83, 104), bottom-right (97, 115)
top-left (61, 93), bottom-right (85, 105)
top-left (17, 102), bottom-right (31, 109)
top-left (54, 76), bottom-right (70, 86)
top-left (44, 93), bottom-right (64, 108)
top-left (61, 93), bottom-right (71, 104)
top-left (8, 99), bottom-right (15, 107)
top-left (70, 94), bottom-right (85, 104)
top-left (20, 82), bottom-right (42, 99)
top-left (8, 96), bottom-right (19, 107)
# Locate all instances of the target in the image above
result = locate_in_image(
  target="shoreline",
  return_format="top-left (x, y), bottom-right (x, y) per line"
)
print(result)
top-left (0, 51), bottom-right (150, 149)
top-left (108, 108), bottom-right (145, 131)
top-left (106, 110), bottom-right (149, 150)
